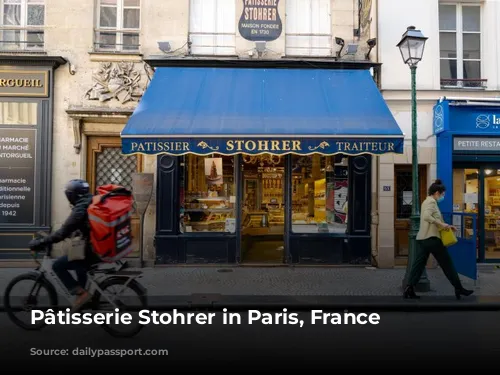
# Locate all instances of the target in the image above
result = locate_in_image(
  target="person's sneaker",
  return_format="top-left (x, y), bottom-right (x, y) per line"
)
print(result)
top-left (71, 291), bottom-right (92, 312)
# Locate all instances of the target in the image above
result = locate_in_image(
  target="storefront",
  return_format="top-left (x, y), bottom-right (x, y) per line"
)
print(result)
top-left (121, 59), bottom-right (404, 265)
top-left (434, 97), bottom-right (500, 263)
top-left (0, 56), bottom-right (66, 260)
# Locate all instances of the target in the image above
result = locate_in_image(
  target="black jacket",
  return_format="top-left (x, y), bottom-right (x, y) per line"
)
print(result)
top-left (46, 193), bottom-right (98, 261)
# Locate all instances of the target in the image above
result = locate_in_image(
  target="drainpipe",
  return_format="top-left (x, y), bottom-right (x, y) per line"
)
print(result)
top-left (372, 156), bottom-right (380, 267)
top-left (371, 0), bottom-right (381, 267)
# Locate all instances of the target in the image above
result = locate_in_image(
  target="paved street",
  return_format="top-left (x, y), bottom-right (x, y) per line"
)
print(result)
top-left (1, 311), bottom-right (499, 368)
top-left (0, 265), bottom-right (497, 298)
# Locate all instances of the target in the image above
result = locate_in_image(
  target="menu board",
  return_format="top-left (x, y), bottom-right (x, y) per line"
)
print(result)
top-left (0, 128), bottom-right (36, 225)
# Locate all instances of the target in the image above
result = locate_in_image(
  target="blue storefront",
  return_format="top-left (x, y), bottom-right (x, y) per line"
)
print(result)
top-left (121, 58), bottom-right (404, 265)
top-left (434, 97), bottom-right (500, 268)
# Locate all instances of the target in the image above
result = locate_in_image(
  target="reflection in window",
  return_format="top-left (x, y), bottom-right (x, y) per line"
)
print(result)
top-left (180, 154), bottom-right (236, 233)
top-left (95, 0), bottom-right (140, 52)
top-left (395, 169), bottom-right (412, 219)
top-left (439, 4), bottom-right (482, 88)
top-left (452, 168), bottom-right (478, 214)
top-left (452, 168), bottom-right (478, 256)
top-left (483, 168), bottom-right (500, 259)
top-left (0, 101), bottom-right (37, 125)
top-left (291, 154), bottom-right (349, 234)
top-left (189, 0), bottom-right (236, 56)
top-left (0, 0), bottom-right (45, 50)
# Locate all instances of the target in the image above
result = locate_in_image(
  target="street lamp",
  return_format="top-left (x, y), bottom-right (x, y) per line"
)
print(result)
top-left (397, 26), bottom-right (430, 292)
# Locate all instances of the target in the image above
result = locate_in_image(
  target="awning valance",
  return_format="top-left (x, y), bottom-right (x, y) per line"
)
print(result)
top-left (121, 67), bottom-right (404, 156)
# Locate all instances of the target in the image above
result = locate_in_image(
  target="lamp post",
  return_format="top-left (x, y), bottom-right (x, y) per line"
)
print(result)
top-left (397, 26), bottom-right (430, 292)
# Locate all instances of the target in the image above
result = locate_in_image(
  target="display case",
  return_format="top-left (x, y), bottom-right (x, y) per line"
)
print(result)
top-left (242, 211), bottom-right (270, 236)
top-left (182, 196), bottom-right (234, 232)
top-left (314, 178), bottom-right (326, 222)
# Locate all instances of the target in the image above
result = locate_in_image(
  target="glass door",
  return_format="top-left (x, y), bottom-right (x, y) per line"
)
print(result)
top-left (482, 166), bottom-right (500, 261)
top-left (452, 166), bottom-right (479, 259)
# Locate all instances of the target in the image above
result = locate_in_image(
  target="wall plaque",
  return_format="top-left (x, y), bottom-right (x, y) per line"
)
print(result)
top-left (0, 128), bottom-right (36, 225)
top-left (0, 70), bottom-right (48, 97)
top-left (238, 0), bottom-right (282, 42)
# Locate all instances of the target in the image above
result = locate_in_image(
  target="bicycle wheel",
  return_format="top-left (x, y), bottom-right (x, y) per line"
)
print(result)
top-left (93, 277), bottom-right (147, 338)
top-left (3, 272), bottom-right (58, 330)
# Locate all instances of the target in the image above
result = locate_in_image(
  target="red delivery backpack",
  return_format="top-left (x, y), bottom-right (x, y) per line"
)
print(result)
top-left (87, 184), bottom-right (135, 262)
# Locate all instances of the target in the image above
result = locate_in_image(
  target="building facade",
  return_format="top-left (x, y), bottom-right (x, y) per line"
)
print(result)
top-left (377, 0), bottom-right (500, 267)
top-left (0, 0), bottom-right (408, 267)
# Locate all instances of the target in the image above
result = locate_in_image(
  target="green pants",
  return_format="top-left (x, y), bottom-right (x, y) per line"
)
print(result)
top-left (407, 237), bottom-right (462, 289)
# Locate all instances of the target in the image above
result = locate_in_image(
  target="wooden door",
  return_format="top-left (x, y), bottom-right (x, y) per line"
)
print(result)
top-left (86, 136), bottom-right (143, 257)
top-left (394, 165), bottom-right (427, 259)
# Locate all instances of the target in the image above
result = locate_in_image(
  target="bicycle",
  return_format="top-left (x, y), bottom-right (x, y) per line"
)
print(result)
top-left (3, 233), bottom-right (148, 338)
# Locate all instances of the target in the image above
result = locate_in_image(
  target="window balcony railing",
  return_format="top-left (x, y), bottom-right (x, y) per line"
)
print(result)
top-left (0, 26), bottom-right (44, 51)
top-left (189, 31), bottom-right (236, 56)
top-left (94, 29), bottom-right (140, 53)
top-left (441, 78), bottom-right (487, 89)
top-left (285, 33), bottom-right (332, 57)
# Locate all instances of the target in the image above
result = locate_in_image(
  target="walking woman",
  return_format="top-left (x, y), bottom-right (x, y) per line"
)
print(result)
top-left (403, 179), bottom-right (474, 300)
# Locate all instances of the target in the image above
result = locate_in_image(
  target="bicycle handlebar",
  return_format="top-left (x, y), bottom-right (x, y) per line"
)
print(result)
top-left (30, 231), bottom-right (53, 259)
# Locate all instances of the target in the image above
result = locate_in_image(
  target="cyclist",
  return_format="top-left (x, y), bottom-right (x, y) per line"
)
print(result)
top-left (28, 179), bottom-right (100, 311)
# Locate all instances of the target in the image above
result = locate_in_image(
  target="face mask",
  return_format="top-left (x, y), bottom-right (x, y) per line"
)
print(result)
top-left (436, 195), bottom-right (444, 203)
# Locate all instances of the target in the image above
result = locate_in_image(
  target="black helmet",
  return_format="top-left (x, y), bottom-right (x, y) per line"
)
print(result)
top-left (64, 179), bottom-right (90, 205)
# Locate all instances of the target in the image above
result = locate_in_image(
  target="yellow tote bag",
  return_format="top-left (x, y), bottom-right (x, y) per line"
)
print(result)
top-left (440, 229), bottom-right (458, 247)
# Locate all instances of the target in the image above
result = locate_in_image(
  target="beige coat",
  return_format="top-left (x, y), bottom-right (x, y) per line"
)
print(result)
top-left (416, 196), bottom-right (445, 240)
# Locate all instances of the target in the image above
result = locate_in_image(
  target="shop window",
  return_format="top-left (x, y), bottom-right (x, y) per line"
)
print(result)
top-left (452, 168), bottom-right (478, 215)
top-left (285, 0), bottom-right (331, 57)
top-left (482, 168), bottom-right (500, 259)
top-left (439, 3), bottom-right (484, 88)
top-left (189, 0), bottom-right (235, 56)
top-left (0, 102), bottom-right (37, 125)
top-left (0, 0), bottom-right (45, 50)
top-left (291, 154), bottom-right (349, 234)
top-left (180, 154), bottom-right (236, 233)
top-left (94, 0), bottom-right (140, 52)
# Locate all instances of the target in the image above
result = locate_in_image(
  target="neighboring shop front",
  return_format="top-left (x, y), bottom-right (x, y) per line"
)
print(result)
top-left (434, 97), bottom-right (500, 263)
top-left (0, 57), bottom-right (66, 260)
top-left (121, 58), bottom-right (404, 265)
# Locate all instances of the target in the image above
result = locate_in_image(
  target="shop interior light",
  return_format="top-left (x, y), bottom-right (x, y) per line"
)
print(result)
top-left (486, 169), bottom-right (493, 175)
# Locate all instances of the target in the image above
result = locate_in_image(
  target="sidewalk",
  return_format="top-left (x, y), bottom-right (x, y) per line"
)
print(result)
top-left (1, 266), bottom-right (499, 310)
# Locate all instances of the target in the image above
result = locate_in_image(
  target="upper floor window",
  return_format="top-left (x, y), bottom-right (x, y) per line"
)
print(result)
top-left (95, 0), bottom-right (140, 52)
top-left (285, 0), bottom-right (331, 57)
top-left (439, 3), bottom-right (484, 88)
top-left (189, 0), bottom-right (235, 56)
top-left (0, 0), bottom-right (44, 51)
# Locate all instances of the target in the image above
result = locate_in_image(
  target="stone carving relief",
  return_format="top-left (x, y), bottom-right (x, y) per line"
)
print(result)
top-left (85, 61), bottom-right (145, 104)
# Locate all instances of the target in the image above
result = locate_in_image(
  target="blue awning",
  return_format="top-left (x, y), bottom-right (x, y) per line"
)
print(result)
top-left (121, 67), bottom-right (404, 156)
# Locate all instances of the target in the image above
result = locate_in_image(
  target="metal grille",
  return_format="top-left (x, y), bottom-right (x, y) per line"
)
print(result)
top-left (95, 147), bottom-right (137, 191)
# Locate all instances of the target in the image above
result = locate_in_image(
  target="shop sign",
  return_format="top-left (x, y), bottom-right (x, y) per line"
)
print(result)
top-left (475, 114), bottom-right (500, 130)
top-left (0, 70), bottom-right (48, 97)
top-left (0, 128), bottom-right (36, 225)
top-left (453, 137), bottom-right (500, 152)
top-left (238, 0), bottom-right (282, 42)
top-left (123, 138), bottom-right (404, 156)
